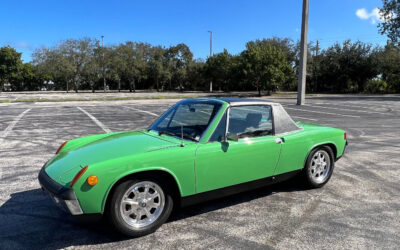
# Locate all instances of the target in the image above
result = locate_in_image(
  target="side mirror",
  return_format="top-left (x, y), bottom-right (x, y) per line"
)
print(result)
top-left (226, 133), bottom-right (239, 142)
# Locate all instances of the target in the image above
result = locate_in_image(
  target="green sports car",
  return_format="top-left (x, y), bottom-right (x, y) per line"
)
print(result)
top-left (38, 98), bottom-right (347, 237)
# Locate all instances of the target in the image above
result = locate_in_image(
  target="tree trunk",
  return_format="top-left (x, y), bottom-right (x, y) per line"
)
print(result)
top-left (133, 78), bottom-right (136, 92)
top-left (156, 77), bottom-right (159, 92)
top-left (118, 79), bottom-right (121, 92)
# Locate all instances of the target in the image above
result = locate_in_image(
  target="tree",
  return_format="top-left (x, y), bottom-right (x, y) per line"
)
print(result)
top-left (205, 49), bottom-right (233, 91)
top-left (82, 43), bottom-right (102, 93)
top-left (167, 44), bottom-right (193, 91)
top-left (244, 38), bottom-right (297, 91)
top-left (10, 63), bottom-right (39, 91)
top-left (0, 46), bottom-right (23, 92)
top-left (379, 0), bottom-right (400, 45)
top-left (378, 43), bottom-right (400, 92)
top-left (187, 59), bottom-right (207, 91)
top-left (115, 42), bottom-right (149, 92)
top-left (240, 40), bottom-right (292, 96)
top-left (33, 47), bottom-right (74, 91)
top-left (148, 46), bottom-right (165, 92)
top-left (58, 38), bottom-right (97, 92)
top-left (316, 40), bottom-right (379, 93)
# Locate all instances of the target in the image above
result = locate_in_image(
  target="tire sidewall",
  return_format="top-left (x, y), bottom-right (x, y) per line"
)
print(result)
top-left (109, 176), bottom-right (173, 237)
top-left (305, 146), bottom-right (335, 188)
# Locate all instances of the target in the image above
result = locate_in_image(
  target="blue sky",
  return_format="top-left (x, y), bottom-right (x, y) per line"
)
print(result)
top-left (0, 0), bottom-right (387, 62)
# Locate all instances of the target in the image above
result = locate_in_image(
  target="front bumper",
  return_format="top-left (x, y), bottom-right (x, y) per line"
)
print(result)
top-left (38, 167), bottom-right (83, 215)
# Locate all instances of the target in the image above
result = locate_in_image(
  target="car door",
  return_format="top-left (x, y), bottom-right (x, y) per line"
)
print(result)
top-left (194, 105), bottom-right (282, 193)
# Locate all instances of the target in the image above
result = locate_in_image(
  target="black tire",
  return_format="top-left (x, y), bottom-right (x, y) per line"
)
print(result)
top-left (108, 176), bottom-right (173, 237)
top-left (303, 145), bottom-right (335, 188)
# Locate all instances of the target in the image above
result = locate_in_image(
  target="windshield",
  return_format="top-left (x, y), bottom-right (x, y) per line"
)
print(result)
top-left (149, 100), bottom-right (222, 141)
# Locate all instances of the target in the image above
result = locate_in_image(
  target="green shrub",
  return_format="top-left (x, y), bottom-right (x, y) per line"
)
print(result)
top-left (364, 79), bottom-right (388, 94)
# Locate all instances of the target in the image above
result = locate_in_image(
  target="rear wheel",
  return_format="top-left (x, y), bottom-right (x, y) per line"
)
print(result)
top-left (109, 177), bottom-right (173, 237)
top-left (304, 146), bottom-right (334, 188)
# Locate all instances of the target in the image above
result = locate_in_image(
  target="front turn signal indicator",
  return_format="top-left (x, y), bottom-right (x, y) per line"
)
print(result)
top-left (87, 175), bottom-right (98, 186)
top-left (70, 165), bottom-right (89, 187)
top-left (344, 132), bottom-right (347, 140)
top-left (56, 141), bottom-right (68, 154)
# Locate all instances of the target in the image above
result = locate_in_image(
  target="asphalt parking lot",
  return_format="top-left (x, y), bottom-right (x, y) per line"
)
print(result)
top-left (0, 96), bottom-right (399, 249)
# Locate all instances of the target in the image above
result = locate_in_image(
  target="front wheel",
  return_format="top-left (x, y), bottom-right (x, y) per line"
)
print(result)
top-left (304, 146), bottom-right (335, 188)
top-left (109, 177), bottom-right (173, 237)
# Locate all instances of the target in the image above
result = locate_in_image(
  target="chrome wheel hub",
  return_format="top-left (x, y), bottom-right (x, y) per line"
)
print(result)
top-left (120, 181), bottom-right (165, 228)
top-left (309, 150), bottom-right (331, 184)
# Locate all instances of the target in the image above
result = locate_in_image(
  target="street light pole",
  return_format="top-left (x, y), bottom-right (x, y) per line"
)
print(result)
top-left (101, 35), bottom-right (106, 93)
top-left (297, 0), bottom-right (309, 105)
top-left (208, 30), bottom-right (213, 92)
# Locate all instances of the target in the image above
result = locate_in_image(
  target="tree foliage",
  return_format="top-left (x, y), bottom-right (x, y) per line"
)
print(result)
top-left (0, 46), bottom-right (23, 92)
top-left (379, 0), bottom-right (400, 45)
top-left (310, 40), bottom-right (379, 93)
top-left (0, 37), bottom-right (399, 94)
top-left (241, 40), bottom-right (293, 95)
top-left (377, 43), bottom-right (400, 92)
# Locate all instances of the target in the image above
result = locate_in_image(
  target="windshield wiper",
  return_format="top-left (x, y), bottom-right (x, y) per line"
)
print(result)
top-left (178, 132), bottom-right (199, 142)
top-left (238, 129), bottom-right (272, 138)
top-left (158, 130), bottom-right (198, 142)
top-left (158, 130), bottom-right (178, 137)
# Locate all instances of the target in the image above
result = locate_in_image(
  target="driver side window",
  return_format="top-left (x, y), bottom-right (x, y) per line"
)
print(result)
top-left (228, 105), bottom-right (272, 138)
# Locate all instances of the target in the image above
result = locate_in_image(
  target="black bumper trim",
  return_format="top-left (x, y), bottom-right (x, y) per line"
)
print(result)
top-left (38, 167), bottom-right (77, 200)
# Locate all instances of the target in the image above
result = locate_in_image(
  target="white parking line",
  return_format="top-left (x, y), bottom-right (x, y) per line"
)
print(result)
top-left (125, 106), bottom-right (159, 117)
top-left (309, 104), bottom-right (386, 115)
top-left (314, 102), bottom-right (396, 111)
top-left (284, 106), bottom-right (360, 118)
top-left (77, 107), bottom-right (112, 133)
top-left (291, 116), bottom-right (317, 121)
top-left (0, 108), bottom-right (31, 138)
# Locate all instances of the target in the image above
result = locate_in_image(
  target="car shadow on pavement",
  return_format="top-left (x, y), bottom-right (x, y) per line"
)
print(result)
top-left (0, 177), bottom-right (308, 249)
top-left (170, 177), bottom-right (309, 222)
top-left (0, 188), bottom-right (126, 250)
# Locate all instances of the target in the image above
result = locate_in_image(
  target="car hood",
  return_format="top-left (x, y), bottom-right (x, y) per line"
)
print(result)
top-left (44, 130), bottom-right (181, 185)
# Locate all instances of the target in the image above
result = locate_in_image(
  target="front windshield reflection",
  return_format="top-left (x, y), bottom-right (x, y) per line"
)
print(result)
top-left (149, 101), bottom-right (222, 141)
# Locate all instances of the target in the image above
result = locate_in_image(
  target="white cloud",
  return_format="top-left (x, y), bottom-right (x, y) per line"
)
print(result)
top-left (15, 42), bottom-right (31, 49)
top-left (356, 7), bottom-right (384, 24)
top-left (7, 41), bottom-right (32, 49)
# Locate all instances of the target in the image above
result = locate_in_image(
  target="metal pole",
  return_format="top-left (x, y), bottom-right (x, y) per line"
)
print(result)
top-left (297, 0), bottom-right (309, 105)
top-left (101, 35), bottom-right (106, 92)
top-left (315, 40), bottom-right (319, 92)
top-left (208, 30), bottom-right (213, 92)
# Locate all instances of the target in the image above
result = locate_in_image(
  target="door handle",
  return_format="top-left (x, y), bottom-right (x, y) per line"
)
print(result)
top-left (275, 137), bottom-right (285, 144)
